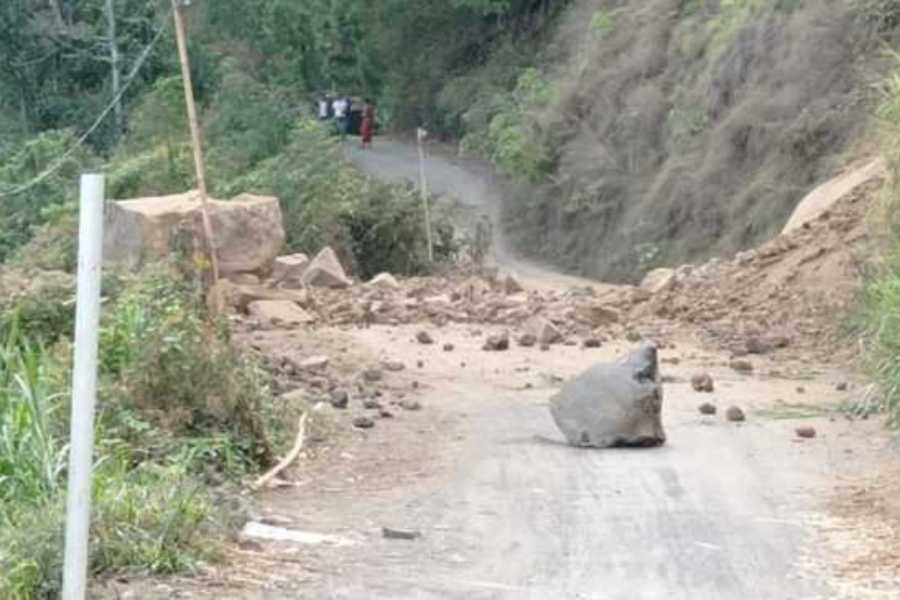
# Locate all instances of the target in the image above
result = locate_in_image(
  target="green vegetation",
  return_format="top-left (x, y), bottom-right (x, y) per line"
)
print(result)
top-left (858, 53), bottom-right (900, 425)
top-left (0, 263), bottom-right (296, 598)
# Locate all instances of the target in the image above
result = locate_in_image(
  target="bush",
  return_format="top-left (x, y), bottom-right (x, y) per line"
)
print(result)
top-left (0, 264), bottom-right (287, 598)
top-left (220, 119), bottom-right (443, 277)
top-left (859, 54), bottom-right (900, 424)
top-left (0, 130), bottom-right (95, 262)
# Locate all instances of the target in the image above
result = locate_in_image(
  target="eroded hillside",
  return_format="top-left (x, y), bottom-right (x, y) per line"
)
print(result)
top-left (494, 0), bottom-right (900, 281)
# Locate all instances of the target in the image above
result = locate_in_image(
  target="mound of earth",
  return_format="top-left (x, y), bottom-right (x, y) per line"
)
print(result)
top-left (627, 160), bottom-right (883, 360)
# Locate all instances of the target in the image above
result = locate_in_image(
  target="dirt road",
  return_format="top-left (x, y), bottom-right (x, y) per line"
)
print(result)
top-left (108, 140), bottom-right (895, 599)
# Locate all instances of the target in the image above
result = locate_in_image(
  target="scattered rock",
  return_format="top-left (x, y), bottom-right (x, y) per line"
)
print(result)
top-left (698, 402), bottom-right (717, 415)
top-left (518, 333), bottom-right (538, 348)
top-left (549, 343), bottom-right (665, 448)
top-left (483, 331), bottom-right (510, 351)
top-left (575, 304), bottom-right (620, 326)
top-left (443, 343), bottom-right (455, 352)
top-left (416, 330), bottom-right (434, 345)
top-left (625, 330), bottom-right (643, 343)
top-left (540, 343), bottom-right (551, 352)
top-left (400, 399), bottom-right (422, 411)
top-left (353, 416), bottom-right (375, 429)
top-left (502, 272), bottom-right (524, 295)
top-left (530, 317), bottom-right (562, 346)
top-left (796, 386), bottom-right (806, 394)
top-left (379, 409), bottom-right (394, 418)
top-left (836, 382), bottom-right (848, 391)
top-left (795, 426), bottom-right (817, 439)
top-left (300, 247), bottom-right (352, 289)
top-left (745, 337), bottom-right (772, 355)
top-left (725, 406), bottom-right (746, 422)
top-left (417, 360), bottom-right (424, 368)
top-left (582, 337), bottom-right (602, 349)
top-left (382, 527), bottom-right (422, 541)
top-left (272, 253), bottom-right (310, 286)
top-left (363, 368), bottom-right (384, 382)
top-left (691, 373), bottom-right (715, 393)
top-left (300, 355), bottom-right (330, 371)
top-left (368, 272), bottom-right (401, 290)
top-left (228, 273), bottom-right (261, 286)
top-left (330, 389), bottom-right (349, 409)
top-left (247, 300), bottom-right (314, 328)
top-left (363, 399), bottom-right (382, 409)
top-left (729, 359), bottom-right (754, 374)
top-left (640, 268), bottom-right (677, 294)
top-left (382, 361), bottom-right (405, 372)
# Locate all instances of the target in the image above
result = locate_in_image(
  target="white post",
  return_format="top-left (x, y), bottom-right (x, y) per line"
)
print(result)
top-left (417, 127), bottom-right (434, 263)
top-left (62, 173), bottom-right (105, 600)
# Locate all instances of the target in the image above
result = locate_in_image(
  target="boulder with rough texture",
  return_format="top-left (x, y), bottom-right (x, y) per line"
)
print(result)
top-left (549, 344), bottom-right (665, 448)
top-left (300, 247), bottom-right (352, 288)
top-left (368, 272), bottom-right (400, 290)
top-left (501, 272), bottom-right (524, 294)
top-left (272, 254), bottom-right (310, 285)
top-left (530, 317), bottom-right (562, 346)
top-left (207, 279), bottom-right (309, 314)
top-left (248, 300), bottom-right (314, 328)
top-left (640, 268), bottom-right (676, 294)
top-left (103, 191), bottom-right (285, 275)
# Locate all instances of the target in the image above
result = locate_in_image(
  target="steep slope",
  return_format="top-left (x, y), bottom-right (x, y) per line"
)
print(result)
top-left (495, 0), bottom-right (900, 282)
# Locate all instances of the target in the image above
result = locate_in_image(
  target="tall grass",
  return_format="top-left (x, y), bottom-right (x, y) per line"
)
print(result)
top-left (0, 264), bottom-right (283, 598)
top-left (859, 51), bottom-right (900, 424)
top-left (0, 330), bottom-right (66, 509)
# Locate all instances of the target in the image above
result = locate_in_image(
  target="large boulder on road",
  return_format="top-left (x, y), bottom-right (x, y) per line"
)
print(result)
top-left (103, 191), bottom-right (285, 275)
top-left (549, 343), bottom-right (665, 448)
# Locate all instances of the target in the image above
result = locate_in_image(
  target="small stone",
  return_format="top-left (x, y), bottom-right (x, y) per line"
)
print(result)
top-left (725, 406), bottom-right (746, 422)
top-left (518, 333), bottom-right (538, 348)
top-left (417, 360), bottom-right (424, 368)
top-left (379, 409), bottom-right (395, 419)
top-left (729, 359), bottom-right (753, 374)
top-left (698, 402), bottom-right (717, 415)
top-left (540, 343), bottom-right (550, 352)
top-left (382, 361), bottom-right (405, 372)
top-left (400, 400), bottom-right (422, 411)
top-left (796, 386), bottom-right (805, 394)
top-left (745, 337), bottom-right (772, 355)
top-left (353, 416), bottom-right (375, 429)
top-left (836, 382), bottom-right (848, 391)
top-left (625, 331), bottom-right (643, 343)
top-left (382, 527), bottom-right (421, 541)
top-left (691, 373), bottom-right (715, 393)
top-left (412, 381), bottom-right (420, 389)
top-left (582, 338), bottom-right (602, 349)
top-left (795, 426), bottom-right (817, 439)
top-left (363, 399), bottom-right (382, 410)
top-left (330, 389), bottom-right (349, 409)
top-left (563, 340), bottom-right (577, 346)
top-left (363, 369), bottom-right (384, 382)
top-left (416, 331), bottom-right (434, 345)
top-left (443, 343), bottom-right (455, 352)
top-left (300, 355), bottom-right (330, 371)
top-left (483, 331), bottom-right (510, 351)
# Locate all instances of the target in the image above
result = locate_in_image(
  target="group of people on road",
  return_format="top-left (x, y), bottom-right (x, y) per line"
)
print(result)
top-left (317, 93), bottom-right (376, 149)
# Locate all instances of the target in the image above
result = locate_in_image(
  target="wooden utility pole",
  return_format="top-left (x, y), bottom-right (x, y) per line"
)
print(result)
top-left (104, 0), bottom-right (123, 135)
top-left (171, 0), bottom-right (219, 283)
top-left (417, 127), bottom-right (434, 263)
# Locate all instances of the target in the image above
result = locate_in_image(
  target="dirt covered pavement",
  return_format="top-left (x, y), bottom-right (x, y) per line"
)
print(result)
top-left (101, 142), bottom-right (900, 599)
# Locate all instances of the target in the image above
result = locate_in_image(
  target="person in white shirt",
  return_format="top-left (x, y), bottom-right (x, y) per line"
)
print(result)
top-left (332, 96), bottom-right (350, 140)
top-left (318, 95), bottom-right (330, 120)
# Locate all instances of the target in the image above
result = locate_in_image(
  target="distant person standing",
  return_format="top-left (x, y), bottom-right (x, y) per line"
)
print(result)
top-left (318, 94), bottom-right (330, 121)
top-left (360, 98), bottom-right (376, 149)
top-left (332, 95), bottom-right (350, 140)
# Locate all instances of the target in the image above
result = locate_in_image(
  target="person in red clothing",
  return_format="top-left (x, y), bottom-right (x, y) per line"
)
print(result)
top-left (360, 98), bottom-right (376, 149)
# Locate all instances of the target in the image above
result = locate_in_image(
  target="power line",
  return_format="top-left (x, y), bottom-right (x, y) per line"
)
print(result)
top-left (0, 15), bottom-right (170, 199)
